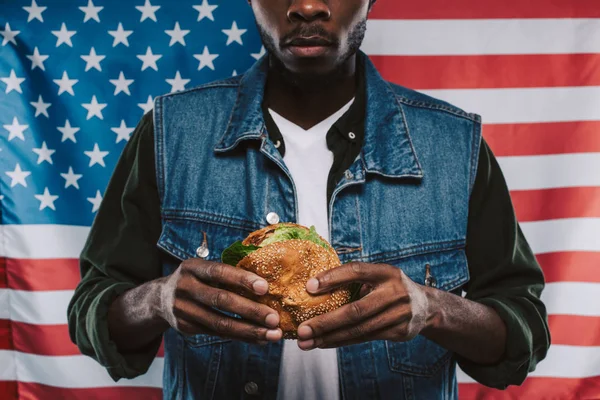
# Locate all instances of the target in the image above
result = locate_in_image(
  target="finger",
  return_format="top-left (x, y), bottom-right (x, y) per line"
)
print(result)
top-left (181, 282), bottom-right (280, 329)
top-left (306, 262), bottom-right (394, 295)
top-left (187, 260), bottom-right (269, 295)
top-left (174, 298), bottom-right (282, 343)
top-left (297, 285), bottom-right (397, 340)
top-left (300, 304), bottom-right (411, 350)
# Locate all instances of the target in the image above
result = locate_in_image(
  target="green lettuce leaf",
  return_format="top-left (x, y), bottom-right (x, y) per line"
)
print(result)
top-left (221, 225), bottom-right (330, 266)
top-left (220, 241), bottom-right (260, 267)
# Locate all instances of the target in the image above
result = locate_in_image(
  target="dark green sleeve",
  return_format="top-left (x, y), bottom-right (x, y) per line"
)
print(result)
top-left (458, 136), bottom-right (551, 388)
top-left (67, 110), bottom-right (163, 381)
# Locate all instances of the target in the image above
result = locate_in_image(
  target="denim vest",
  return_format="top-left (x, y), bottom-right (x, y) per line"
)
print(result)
top-left (153, 50), bottom-right (482, 400)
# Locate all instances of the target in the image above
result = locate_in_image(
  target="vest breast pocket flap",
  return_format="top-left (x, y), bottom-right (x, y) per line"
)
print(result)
top-left (156, 216), bottom-right (257, 347)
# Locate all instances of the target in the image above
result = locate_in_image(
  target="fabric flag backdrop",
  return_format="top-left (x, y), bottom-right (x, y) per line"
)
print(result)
top-left (1, 0), bottom-right (599, 399)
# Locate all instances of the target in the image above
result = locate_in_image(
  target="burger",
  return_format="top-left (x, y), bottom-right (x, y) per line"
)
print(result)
top-left (221, 222), bottom-right (361, 339)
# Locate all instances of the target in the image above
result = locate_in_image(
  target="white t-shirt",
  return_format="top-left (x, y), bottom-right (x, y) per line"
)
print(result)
top-left (269, 97), bottom-right (355, 400)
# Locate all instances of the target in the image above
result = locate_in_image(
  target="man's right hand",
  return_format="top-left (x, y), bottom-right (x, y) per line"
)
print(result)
top-left (158, 258), bottom-right (282, 345)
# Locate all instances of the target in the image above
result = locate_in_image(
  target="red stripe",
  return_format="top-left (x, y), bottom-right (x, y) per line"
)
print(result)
top-left (6, 321), bottom-right (166, 357)
top-left (370, 54), bottom-right (600, 90)
top-left (0, 319), bottom-right (12, 350)
top-left (511, 187), bottom-right (600, 222)
top-left (536, 252), bottom-right (600, 284)
top-left (370, 0), bottom-right (600, 19)
top-left (18, 382), bottom-right (161, 400)
top-left (4, 314), bottom-right (598, 354)
top-left (458, 375), bottom-right (600, 400)
top-left (549, 315), bottom-right (600, 346)
top-left (6, 258), bottom-right (80, 291)
top-left (0, 381), bottom-right (17, 400)
top-left (483, 121), bottom-right (600, 157)
top-left (0, 257), bottom-right (7, 289)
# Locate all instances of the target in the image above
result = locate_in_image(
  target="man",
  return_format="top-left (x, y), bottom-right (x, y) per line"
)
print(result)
top-left (67, 0), bottom-right (551, 399)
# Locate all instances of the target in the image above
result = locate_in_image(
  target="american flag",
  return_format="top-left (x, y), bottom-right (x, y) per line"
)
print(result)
top-left (1, 0), bottom-right (599, 399)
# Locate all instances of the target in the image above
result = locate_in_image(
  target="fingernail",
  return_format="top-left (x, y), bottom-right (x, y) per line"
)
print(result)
top-left (253, 279), bottom-right (268, 295)
top-left (306, 278), bottom-right (319, 293)
top-left (297, 325), bottom-right (313, 339)
top-left (266, 329), bottom-right (282, 341)
top-left (265, 313), bottom-right (279, 328)
top-left (298, 339), bottom-right (314, 350)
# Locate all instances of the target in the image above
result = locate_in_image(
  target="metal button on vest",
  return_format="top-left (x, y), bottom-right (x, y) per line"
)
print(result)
top-left (244, 381), bottom-right (259, 395)
top-left (266, 212), bottom-right (279, 225)
top-left (344, 170), bottom-right (353, 180)
top-left (348, 131), bottom-right (356, 140)
top-left (196, 245), bottom-right (209, 258)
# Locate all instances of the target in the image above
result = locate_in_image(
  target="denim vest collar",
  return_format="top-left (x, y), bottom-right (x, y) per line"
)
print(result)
top-left (213, 50), bottom-right (424, 180)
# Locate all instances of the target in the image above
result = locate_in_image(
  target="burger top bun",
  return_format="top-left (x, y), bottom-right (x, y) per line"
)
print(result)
top-left (227, 222), bottom-right (352, 339)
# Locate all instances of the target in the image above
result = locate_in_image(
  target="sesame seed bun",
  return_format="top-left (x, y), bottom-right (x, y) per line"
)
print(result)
top-left (236, 222), bottom-right (352, 339)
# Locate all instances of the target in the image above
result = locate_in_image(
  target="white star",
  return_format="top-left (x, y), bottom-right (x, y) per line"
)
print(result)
top-left (193, 0), bottom-right (218, 22)
top-left (165, 22), bottom-right (189, 46)
top-left (81, 47), bottom-right (105, 72)
top-left (3, 117), bottom-right (28, 141)
top-left (23, 0), bottom-right (47, 23)
top-left (136, 0), bottom-right (160, 22)
top-left (166, 71), bottom-right (190, 93)
top-left (57, 119), bottom-right (80, 143)
top-left (137, 47), bottom-right (162, 71)
top-left (32, 141), bottom-right (56, 164)
top-left (1, 69), bottom-right (26, 94)
top-left (51, 22), bottom-right (76, 47)
top-left (138, 95), bottom-right (154, 114)
top-left (34, 187), bottom-right (58, 211)
top-left (5, 163), bottom-right (31, 188)
top-left (87, 190), bottom-right (103, 212)
top-left (61, 166), bottom-right (83, 189)
top-left (26, 47), bottom-right (49, 71)
top-left (53, 71), bottom-right (78, 96)
top-left (251, 45), bottom-right (266, 60)
top-left (108, 23), bottom-right (133, 47)
top-left (84, 143), bottom-right (109, 167)
top-left (193, 46), bottom-right (218, 71)
top-left (109, 71), bottom-right (134, 95)
top-left (79, 0), bottom-right (103, 23)
top-left (222, 21), bottom-right (246, 46)
top-left (30, 94), bottom-right (51, 118)
top-left (82, 95), bottom-right (107, 120)
top-left (1, 23), bottom-right (21, 46)
top-left (111, 120), bottom-right (134, 143)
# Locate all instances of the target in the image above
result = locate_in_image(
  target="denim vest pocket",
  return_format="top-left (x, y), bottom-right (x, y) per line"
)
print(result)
top-left (382, 246), bottom-right (469, 377)
top-left (156, 215), bottom-right (257, 348)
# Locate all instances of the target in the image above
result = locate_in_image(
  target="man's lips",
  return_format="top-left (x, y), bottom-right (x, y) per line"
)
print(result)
top-left (285, 36), bottom-right (333, 58)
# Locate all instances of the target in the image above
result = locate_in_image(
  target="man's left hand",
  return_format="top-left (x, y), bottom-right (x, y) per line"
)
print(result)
top-left (297, 262), bottom-right (434, 350)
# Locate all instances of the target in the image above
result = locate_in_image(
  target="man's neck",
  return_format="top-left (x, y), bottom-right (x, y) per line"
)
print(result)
top-left (263, 54), bottom-right (357, 131)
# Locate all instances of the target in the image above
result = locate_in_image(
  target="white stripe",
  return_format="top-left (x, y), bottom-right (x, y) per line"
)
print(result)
top-left (0, 350), bottom-right (163, 388)
top-left (363, 19), bottom-right (600, 55)
top-left (498, 153), bottom-right (600, 191)
top-left (542, 282), bottom-right (600, 317)
top-left (0, 224), bottom-right (89, 259)
top-left (466, 281), bottom-right (600, 317)
top-left (520, 218), bottom-right (600, 254)
top-left (4, 280), bottom-right (599, 329)
top-left (420, 86), bottom-right (600, 124)
top-left (458, 344), bottom-right (600, 383)
top-left (0, 289), bottom-right (8, 319)
top-left (0, 350), bottom-right (16, 381)
top-left (4, 289), bottom-right (74, 325)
